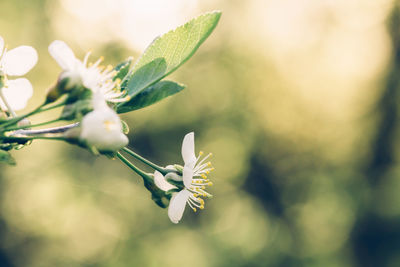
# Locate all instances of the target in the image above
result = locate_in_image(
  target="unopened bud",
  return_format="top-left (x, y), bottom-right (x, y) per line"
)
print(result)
top-left (46, 71), bottom-right (84, 104)
top-left (17, 118), bottom-right (31, 128)
top-left (45, 85), bottom-right (62, 104)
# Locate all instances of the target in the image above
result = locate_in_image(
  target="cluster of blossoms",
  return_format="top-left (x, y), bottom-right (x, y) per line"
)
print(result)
top-left (0, 11), bottom-right (220, 224)
top-left (0, 11), bottom-right (221, 223)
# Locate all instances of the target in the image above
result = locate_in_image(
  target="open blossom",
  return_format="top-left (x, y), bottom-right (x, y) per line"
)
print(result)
top-left (48, 40), bottom-right (126, 103)
top-left (0, 35), bottom-right (37, 111)
top-left (80, 94), bottom-right (128, 151)
top-left (154, 132), bottom-right (214, 223)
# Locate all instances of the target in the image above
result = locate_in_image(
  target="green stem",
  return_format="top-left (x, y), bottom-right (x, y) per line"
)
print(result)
top-left (121, 147), bottom-right (169, 175)
top-left (0, 105), bottom-right (44, 129)
top-left (3, 135), bottom-right (66, 142)
top-left (117, 152), bottom-right (153, 182)
top-left (0, 100), bottom-right (65, 129)
top-left (4, 118), bottom-right (62, 131)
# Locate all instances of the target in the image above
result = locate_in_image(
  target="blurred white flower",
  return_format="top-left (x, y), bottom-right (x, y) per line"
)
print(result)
top-left (48, 40), bottom-right (126, 103)
top-left (0, 35), bottom-right (37, 111)
top-left (154, 132), bottom-right (214, 224)
top-left (80, 96), bottom-right (128, 151)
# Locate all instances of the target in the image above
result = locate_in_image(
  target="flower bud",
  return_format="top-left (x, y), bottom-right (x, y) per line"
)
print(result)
top-left (45, 72), bottom-right (84, 104)
top-left (17, 118), bottom-right (31, 128)
top-left (79, 103), bottom-right (128, 152)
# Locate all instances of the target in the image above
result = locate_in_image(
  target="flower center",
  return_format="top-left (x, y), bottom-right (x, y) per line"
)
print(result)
top-left (187, 151), bottom-right (214, 212)
top-left (103, 120), bottom-right (117, 131)
top-left (82, 53), bottom-right (128, 103)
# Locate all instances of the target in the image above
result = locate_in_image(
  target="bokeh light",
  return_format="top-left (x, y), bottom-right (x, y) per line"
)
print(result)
top-left (0, 0), bottom-right (400, 266)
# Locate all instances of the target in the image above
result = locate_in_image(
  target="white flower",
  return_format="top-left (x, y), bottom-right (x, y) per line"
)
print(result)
top-left (154, 132), bottom-right (214, 224)
top-left (80, 96), bottom-right (128, 151)
top-left (48, 40), bottom-right (126, 103)
top-left (0, 36), bottom-right (37, 111)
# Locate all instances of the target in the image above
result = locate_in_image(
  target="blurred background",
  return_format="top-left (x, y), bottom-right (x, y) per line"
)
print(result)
top-left (0, 0), bottom-right (399, 266)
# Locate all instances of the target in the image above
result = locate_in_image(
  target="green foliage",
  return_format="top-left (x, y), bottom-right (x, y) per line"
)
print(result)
top-left (114, 57), bottom-right (133, 82)
top-left (117, 11), bottom-right (221, 113)
top-left (117, 81), bottom-right (185, 113)
top-left (0, 149), bottom-right (15, 165)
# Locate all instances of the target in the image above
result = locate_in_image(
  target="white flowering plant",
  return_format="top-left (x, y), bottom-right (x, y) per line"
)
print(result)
top-left (0, 11), bottom-right (220, 224)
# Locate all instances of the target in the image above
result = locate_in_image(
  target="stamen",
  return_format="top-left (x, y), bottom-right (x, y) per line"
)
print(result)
top-left (187, 200), bottom-right (197, 212)
top-left (83, 51), bottom-right (92, 66)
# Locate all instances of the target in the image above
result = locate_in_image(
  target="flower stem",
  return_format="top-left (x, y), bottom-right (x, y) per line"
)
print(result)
top-left (3, 135), bottom-right (66, 142)
top-left (0, 100), bottom-right (65, 129)
top-left (121, 147), bottom-right (169, 175)
top-left (117, 152), bottom-right (153, 182)
top-left (4, 118), bottom-right (62, 131)
top-left (0, 86), bottom-right (16, 118)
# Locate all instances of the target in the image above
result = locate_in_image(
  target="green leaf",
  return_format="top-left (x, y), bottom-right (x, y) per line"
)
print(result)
top-left (117, 81), bottom-right (185, 113)
top-left (114, 57), bottom-right (133, 81)
top-left (0, 149), bottom-right (16, 165)
top-left (122, 11), bottom-right (221, 99)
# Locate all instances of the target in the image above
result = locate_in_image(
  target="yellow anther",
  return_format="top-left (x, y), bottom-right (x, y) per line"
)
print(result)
top-left (208, 182), bottom-right (213, 186)
top-left (193, 208), bottom-right (197, 212)
top-left (200, 205), bottom-right (204, 210)
top-left (115, 78), bottom-right (121, 85)
top-left (201, 174), bottom-right (207, 179)
top-left (206, 170), bottom-right (210, 174)
top-left (103, 120), bottom-right (116, 131)
top-left (199, 151), bottom-right (204, 156)
top-left (198, 199), bottom-right (204, 205)
top-left (201, 186), bottom-right (205, 189)
top-left (193, 193), bottom-right (198, 197)
top-left (207, 162), bottom-right (212, 167)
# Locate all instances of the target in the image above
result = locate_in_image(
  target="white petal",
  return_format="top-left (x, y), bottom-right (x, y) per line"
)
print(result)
top-left (3, 46), bottom-right (38, 76)
top-left (182, 165), bottom-right (194, 188)
top-left (1, 78), bottom-right (33, 111)
top-left (48, 40), bottom-right (77, 71)
top-left (80, 105), bottom-right (128, 151)
top-left (154, 171), bottom-right (177, 191)
top-left (0, 36), bottom-right (4, 56)
top-left (168, 189), bottom-right (190, 224)
top-left (181, 132), bottom-right (196, 165)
